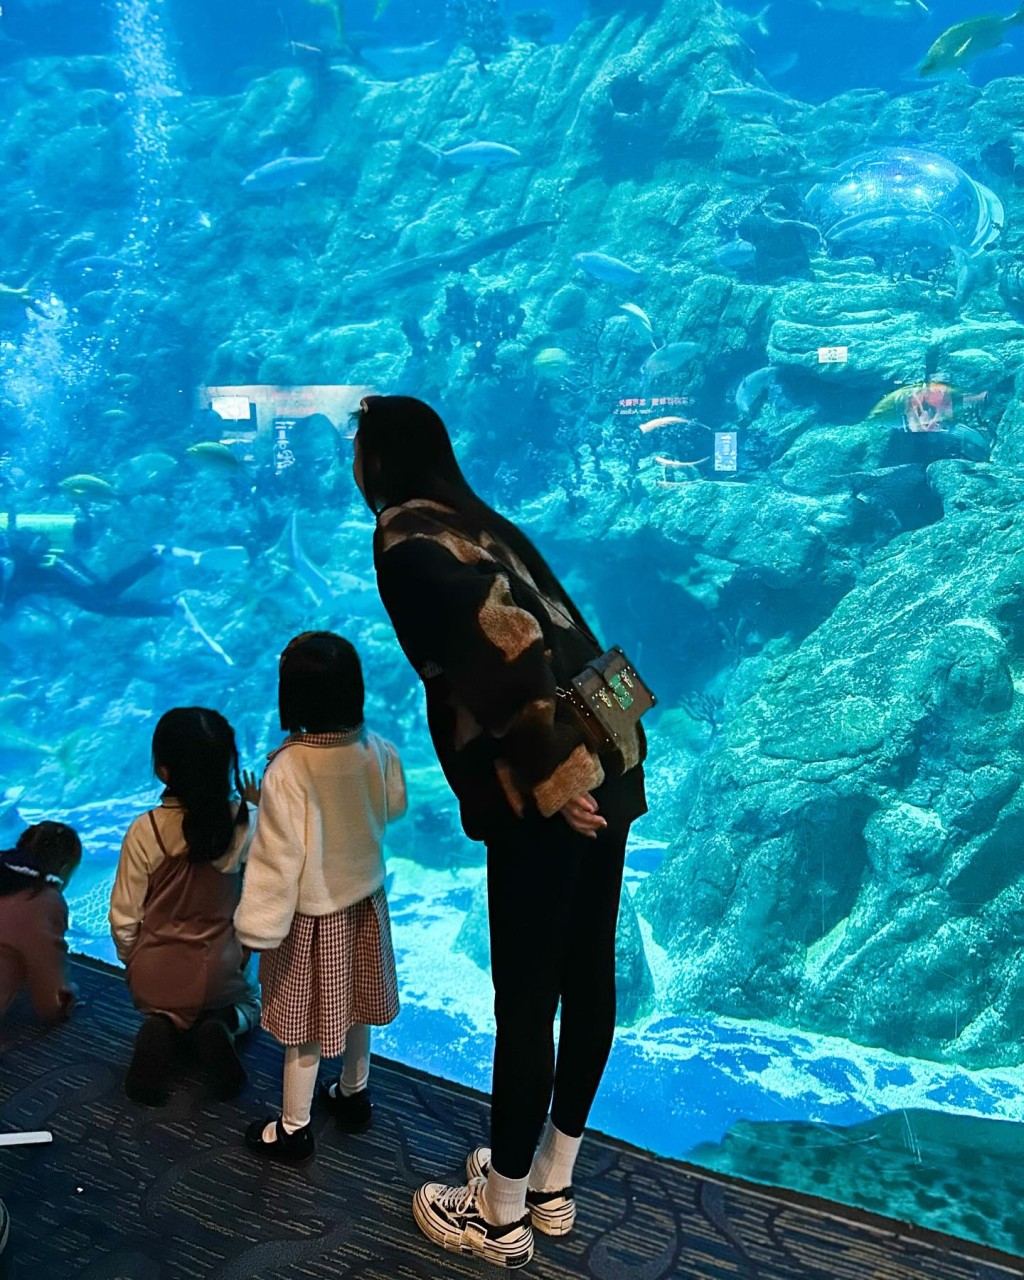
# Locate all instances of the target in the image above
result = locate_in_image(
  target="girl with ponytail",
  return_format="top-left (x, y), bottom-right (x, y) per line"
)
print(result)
top-left (109, 707), bottom-right (261, 1106)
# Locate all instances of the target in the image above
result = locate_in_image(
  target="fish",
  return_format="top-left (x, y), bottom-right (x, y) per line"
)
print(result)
top-left (290, 525), bottom-right (338, 604)
top-left (241, 153), bottom-right (328, 193)
top-left (736, 366), bottom-right (776, 418)
top-left (58, 473), bottom-right (119, 503)
top-left (113, 451), bottom-right (179, 494)
top-left (346, 221), bottom-right (555, 298)
top-left (532, 347), bottom-right (574, 376)
top-left (174, 596), bottom-right (234, 666)
top-left (355, 39), bottom-right (453, 79)
top-left (286, 512), bottom-right (375, 606)
top-left (920, 5), bottom-right (1024, 77)
top-left (641, 342), bottom-right (701, 379)
top-left (708, 86), bottom-right (798, 117)
top-left (308, 0), bottom-right (344, 43)
top-left (732, 5), bottom-right (772, 38)
top-left (619, 302), bottom-right (657, 345)
top-left (161, 545), bottom-right (249, 573)
top-left (192, 546), bottom-right (250, 574)
top-left (0, 736), bottom-right (59, 775)
top-left (714, 235), bottom-right (757, 274)
top-left (866, 382), bottom-right (984, 431)
top-left (420, 141), bottom-right (523, 169)
top-left (0, 280), bottom-right (43, 322)
top-left (185, 442), bottom-right (242, 471)
top-left (638, 416), bottom-right (691, 434)
top-left (573, 252), bottom-right (645, 286)
top-left (813, 0), bottom-right (928, 17)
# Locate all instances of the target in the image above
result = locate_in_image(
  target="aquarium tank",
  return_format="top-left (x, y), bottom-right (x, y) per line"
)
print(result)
top-left (3, 0), bottom-right (1024, 1256)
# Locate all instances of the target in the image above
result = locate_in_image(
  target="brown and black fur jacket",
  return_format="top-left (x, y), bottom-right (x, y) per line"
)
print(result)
top-left (374, 498), bottom-right (645, 840)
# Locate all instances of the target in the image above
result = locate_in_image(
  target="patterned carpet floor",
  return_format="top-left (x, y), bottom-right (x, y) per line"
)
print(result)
top-left (0, 959), bottom-right (1020, 1280)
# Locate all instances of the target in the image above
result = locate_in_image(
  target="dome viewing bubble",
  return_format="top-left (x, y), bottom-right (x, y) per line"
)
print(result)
top-left (806, 148), bottom-right (1004, 261)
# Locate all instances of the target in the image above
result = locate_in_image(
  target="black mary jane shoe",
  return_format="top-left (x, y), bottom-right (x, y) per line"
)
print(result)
top-left (320, 1082), bottom-right (373, 1133)
top-left (244, 1116), bottom-right (315, 1165)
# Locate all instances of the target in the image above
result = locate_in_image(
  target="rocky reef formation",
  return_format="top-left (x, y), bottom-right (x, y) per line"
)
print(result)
top-left (1, 0), bottom-right (1024, 1061)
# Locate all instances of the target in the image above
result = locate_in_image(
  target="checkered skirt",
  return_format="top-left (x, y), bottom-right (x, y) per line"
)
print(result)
top-left (259, 887), bottom-right (398, 1057)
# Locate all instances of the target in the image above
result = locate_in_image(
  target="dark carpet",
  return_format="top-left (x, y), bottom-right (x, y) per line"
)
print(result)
top-left (0, 959), bottom-right (1020, 1280)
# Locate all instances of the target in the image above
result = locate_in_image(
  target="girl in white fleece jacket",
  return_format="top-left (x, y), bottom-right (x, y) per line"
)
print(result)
top-left (235, 631), bottom-right (406, 1164)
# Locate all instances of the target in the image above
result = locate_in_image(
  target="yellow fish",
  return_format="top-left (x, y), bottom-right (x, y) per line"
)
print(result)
top-left (532, 347), bottom-right (573, 377)
top-left (58, 473), bottom-right (119, 503)
top-left (920, 4), bottom-right (1024, 76)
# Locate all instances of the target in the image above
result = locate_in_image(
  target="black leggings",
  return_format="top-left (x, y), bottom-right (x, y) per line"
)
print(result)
top-left (485, 815), bottom-right (628, 1180)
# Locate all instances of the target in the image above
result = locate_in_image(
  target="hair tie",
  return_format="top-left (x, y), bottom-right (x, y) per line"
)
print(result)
top-left (1, 862), bottom-right (61, 886)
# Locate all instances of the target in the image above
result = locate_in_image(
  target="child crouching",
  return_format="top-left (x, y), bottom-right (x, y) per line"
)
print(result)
top-left (0, 822), bottom-right (82, 1024)
top-left (110, 707), bottom-right (260, 1105)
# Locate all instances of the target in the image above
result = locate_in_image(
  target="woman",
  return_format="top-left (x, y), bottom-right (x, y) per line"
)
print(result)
top-left (353, 395), bottom-right (647, 1270)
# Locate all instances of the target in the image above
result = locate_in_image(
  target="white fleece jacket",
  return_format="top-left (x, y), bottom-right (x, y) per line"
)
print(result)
top-left (234, 728), bottom-right (406, 952)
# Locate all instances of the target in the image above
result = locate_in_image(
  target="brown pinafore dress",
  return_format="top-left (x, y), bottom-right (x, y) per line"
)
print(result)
top-left (125, 810), bottom-right (253, 1031)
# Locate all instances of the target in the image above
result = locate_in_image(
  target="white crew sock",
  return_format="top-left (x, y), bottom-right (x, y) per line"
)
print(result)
top-left (480, 1167), bottom-right (529, 1226)
top-left (529, 1118), bottom-right (582, 1192)
top-left (263, 1040), bottom-right (321, 1141)
top-left (339, 1022), bottom-right (371, 1097)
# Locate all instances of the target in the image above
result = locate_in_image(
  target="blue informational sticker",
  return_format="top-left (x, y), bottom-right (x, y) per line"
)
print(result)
top-left (714, 431), bottom-right (738, 472)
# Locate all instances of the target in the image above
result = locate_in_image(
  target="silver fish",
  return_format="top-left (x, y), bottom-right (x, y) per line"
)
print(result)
top-left (241, 153), bottom-right (328, 193)
top-left (422, 141), bottom-right (522, 168)
top-left (619, 302), bottom-right (657, 346)
top-left (642, 342), bottom-right (701, 378)
top-left (736, 366), bottom-right (776, 418)
top-left (574, 252), bottom-right (645, 286)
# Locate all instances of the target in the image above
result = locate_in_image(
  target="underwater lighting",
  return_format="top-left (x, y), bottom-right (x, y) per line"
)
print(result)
top-left (210, 396), bottom-right (252, 420)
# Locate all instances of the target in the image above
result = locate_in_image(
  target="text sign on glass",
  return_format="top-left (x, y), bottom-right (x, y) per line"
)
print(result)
top-left (818, 346), bottom-right (849, 364)
top-left (714, 432), bottom-right (737, 472)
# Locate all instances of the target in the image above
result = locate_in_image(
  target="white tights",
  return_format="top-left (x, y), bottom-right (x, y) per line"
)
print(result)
top-left (269, 1023), bottom-right (372, 1137)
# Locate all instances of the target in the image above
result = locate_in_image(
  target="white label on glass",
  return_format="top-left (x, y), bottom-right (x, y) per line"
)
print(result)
top-left (818, 346), bottom-right (848, 364)
top-left (714, 432), bottom-right (737, 472)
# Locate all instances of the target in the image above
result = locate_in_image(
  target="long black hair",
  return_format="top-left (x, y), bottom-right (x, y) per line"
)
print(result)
top-left (0, 821), bottom-right (82, 897)
top-left (354, 395), bottom-right (578, 616)
top-left (152, 707), bottom-right (247, 865)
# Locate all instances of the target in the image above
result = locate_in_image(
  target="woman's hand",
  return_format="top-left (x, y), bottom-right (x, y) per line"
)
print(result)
top-left (241, 769), bottom-right (262, 804)
top-left (559, 792), bottom-right (607, 838)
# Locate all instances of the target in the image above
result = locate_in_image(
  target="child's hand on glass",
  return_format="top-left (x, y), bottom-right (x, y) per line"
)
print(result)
top-left (241, 769), bottom-right (262, 804)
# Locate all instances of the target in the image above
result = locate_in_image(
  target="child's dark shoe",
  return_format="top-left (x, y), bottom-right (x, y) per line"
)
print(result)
top-left (125, 1014), bottom-right (177, 1106)
top-left (195, 1017), bottom-right (247, 1100)
top-left (321, 1082), bottom-right (372, 1133)
top-left (245, 1117), bottom-right (315, 1165)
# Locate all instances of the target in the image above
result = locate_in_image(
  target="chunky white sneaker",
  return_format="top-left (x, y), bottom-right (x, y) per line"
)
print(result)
top-left (466, 1148), bottom-right (577, 1238)
top-left (413, 1177), bottom-right (534, 1269)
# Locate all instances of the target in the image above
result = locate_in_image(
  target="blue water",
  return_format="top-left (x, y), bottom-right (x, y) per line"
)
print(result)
top-left (3, 0), bottom-right (1024, 1256)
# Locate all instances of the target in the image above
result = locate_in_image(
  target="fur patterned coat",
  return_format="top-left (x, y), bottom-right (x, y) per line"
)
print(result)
top-left (373, 498), bottom-right (645, 840)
